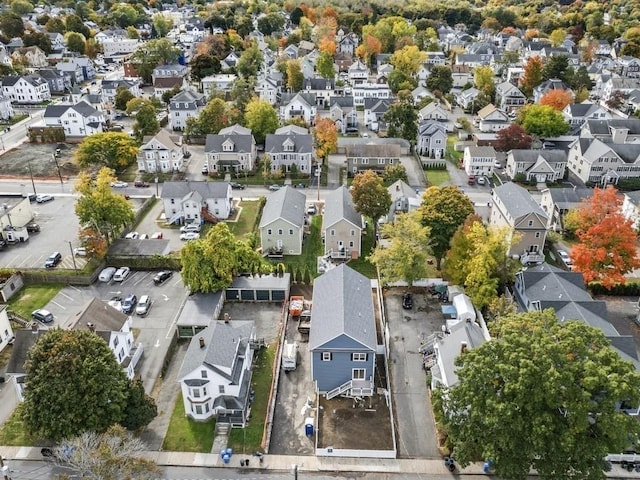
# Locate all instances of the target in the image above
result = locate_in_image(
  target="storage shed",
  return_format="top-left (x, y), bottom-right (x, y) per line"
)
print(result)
top-left (224, 273), bottom-right (290, 303)
top-left (446, 293), bottom-right (476, 330)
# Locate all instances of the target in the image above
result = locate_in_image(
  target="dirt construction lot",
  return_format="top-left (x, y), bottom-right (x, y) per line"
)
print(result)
top-left (0, 143), bottom-right (79, 180)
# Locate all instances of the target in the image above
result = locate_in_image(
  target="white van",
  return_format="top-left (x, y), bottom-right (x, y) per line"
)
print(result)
top-left (282, 342), bottom-right (297, 372)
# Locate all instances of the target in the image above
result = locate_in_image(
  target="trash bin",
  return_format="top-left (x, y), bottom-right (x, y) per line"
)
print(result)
top-left (240, 459), bottom-right (245, 467)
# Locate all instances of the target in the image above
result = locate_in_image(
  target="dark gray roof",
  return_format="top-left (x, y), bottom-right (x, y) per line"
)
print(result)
top-left (108, 239), bottom-right (171, 256)
top-left (66, 297), bottom-right (128, 332)
top-left (322, 186), bottom-right (361, 230)
top-left (259, 186), bottom-right (305, 228)
top-left (229, 273), bottom-right (291, 290)
top-left (264, 133), bottom-right (313, 154)
top-left (345, 143), bottom-right (400, 157)
top-left (43, 101), bottom-right (100, 119)
top-left (309, 264), bottom-right (376, 351)
top-left (205, 132), bottom-right (254, 153)
top-left (169, 89), bottom-right (206, 110)
top-left (547, 187), bottom-right (593, 208)
top-left (578, 137), bottom-right (640, 163)
top-left (37, 68), bottom-right (64, 79)
top-left (178, 320), bottom-right (254, 382)
top-left (102, 79), bottom-right (137, 90)
top-left (509, 149), bottom-right (567, 164)
top-left (586, 118), bottom-right (640, 136)
top-left (303, 78), bottom-right (334, 90)
top-left (161, 180), bottom-right (231, 200)
top-left (567, 103), bottom-right (599, 117)
top-left (624, 190), bottom-right (640, 207)
top-left (176, 292), bottom-right (223, 328)
top-left (330, 96), bottom-right (354, 108)
top-left (493, 182), bottom-right (547, 221)
top-left (6, 328), bottom-right (47, 375)
top-left (363, 98), bottom-right (391, 112)
top-left (280, 92), bottom-right (316, 108)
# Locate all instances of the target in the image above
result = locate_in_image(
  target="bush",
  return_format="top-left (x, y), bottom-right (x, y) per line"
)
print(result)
top-left (588, 281), bottom-right (640, 296)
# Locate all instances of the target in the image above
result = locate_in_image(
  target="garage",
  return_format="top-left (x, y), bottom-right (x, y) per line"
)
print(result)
top-left (224, 273), bottom-right (290, 303)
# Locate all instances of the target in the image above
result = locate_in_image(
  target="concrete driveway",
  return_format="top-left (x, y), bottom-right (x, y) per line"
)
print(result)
top-left (401, 155), bottom-right (427, 189)
top-left (385, 287), bottom-right (441, 458)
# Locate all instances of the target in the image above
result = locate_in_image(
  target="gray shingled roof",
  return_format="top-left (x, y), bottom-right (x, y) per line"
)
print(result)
top-left (586, 118), bottom-right (640, 135)
top-left (6, 328), bottom-right (47, 375)
top-left (624, 190), bottom-right (640, 207)
top-left (204, 132), bottom-right (254, 153)
top-left (43, 101), bottom-right (100, 119)
top-left (548, 187), bottom-right (593, 208)
top-left (178, 320), bottom-right (254, 382)
top-left (161, 180), bottom-right (230, 200)
top-left (493, 182), bottom-right (547, 221)
top-left (437, 321), bottom-right (486, 387)
top-left (345, 143), bottom-right (400, 157)
top-left (308, 264), bottom-right (376, 351)
top-left (322, 186), bottom-right (361, 231)
top-left (264, 133), bottom-right (312, 154)
top-left (259, 186), bottom-right (305, 229)
top-left (66, 297), bottom-right (128, 333)
top-left (509, 149), bottom-right (566, 164)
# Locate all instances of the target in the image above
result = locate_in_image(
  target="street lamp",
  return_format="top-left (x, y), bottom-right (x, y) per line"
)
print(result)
top-left (52, 150), bottom-right (63, 186)
top-left (67, 241), bottom-right (78, 275)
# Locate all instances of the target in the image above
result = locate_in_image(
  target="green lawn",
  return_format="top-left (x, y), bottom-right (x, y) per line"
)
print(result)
top-left (162, 392), bottom-right (216, 452)
top-left (7, 284), bottom-right (63, 318)
top-left (446, 135), bottom-right (463, 163)
top-left (0, 405), bottom-right (37, 446)
top-left (228, 345), bottom-right (276, 453)
top-left (228, 200), bottom-right (260, 239)
top-left (426, 169), bottom-right (451, 186)
top-left (281, 215), bottom-right (323, 279)
top-left (347, 220), bottom-right (377, 278)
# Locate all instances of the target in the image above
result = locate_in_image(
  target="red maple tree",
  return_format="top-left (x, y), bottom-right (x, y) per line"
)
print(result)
top-left (569, 186), bottom-right (640, 288)
top-left (494, 124), bottom-right (532, 151)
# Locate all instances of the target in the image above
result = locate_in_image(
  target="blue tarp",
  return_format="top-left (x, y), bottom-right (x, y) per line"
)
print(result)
top-left (441, 305), bottom-right (457, 319)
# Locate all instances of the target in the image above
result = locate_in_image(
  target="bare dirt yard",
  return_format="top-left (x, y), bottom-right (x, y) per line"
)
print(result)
top-left (0, 143), bottom-right (79, 180)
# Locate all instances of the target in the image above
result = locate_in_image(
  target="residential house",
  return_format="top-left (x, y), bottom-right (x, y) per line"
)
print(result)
top-left (490, 182), bottom-right (548, 265)
top-left (309, 264), bottom-right (376, 397)
top-left (43, 101), bottom-right (105, 137)
top-left (412, 85), bottom-right (431, 105)
top-left (454, 87), bottom-right (480, 110)
top-left (417, 102), bottom-right (449, 123)
top-left (255, 76), bottom-right (281, 105)
top-left (303, 78), bottom-right (335, 108)
top-left (47, 32), bottom-right (65, 51)
top-left (346, 143), bottom-right (401, 176)
top-left (101, 79), bottom-right (141, 105)
top-left (0, 305), bottom-right (14, 354)
top-left (622, 190), bottom-right (640, 230)
top-left (7, 298), bottom-right (141, 401)
top-left (37, 68), bottom-right (67, 94)
top-left (562, 102), bottom-right (611, 128)
top-left (416, 121), bottom-right (447, 158)
top-left (98, 31), bottom-right (141, 58)
top-left (505, 149), bottom-right (568, 183)
top-left (329, 96), bottom-right (357, 133)
top-left (137, 130), bottom-right (185, 173)
top-left (0, 96), bottom-right (13, 120)
top-left (169, 89), bottom-right (206, 131)
top-left (337, 31), bottom-right (359, 56)
top-left (425, 51), bottom-right (447, 66)
top-left (161, 181), bottom-right (233, 225)
top-left (580, 118), bottom-right (640, 142)
top-left (476, 104), bottom-right (510, 132)
top-left (387, 180), bottom-right (419, 223)
top-left (334, 52), bottom-right (354, 72)
top-left (2, 75), bottom-right (51, 103)
top-left (72, 57), bottom-right (96, 81)
top-left (298, 40), bottom-right (315, 57)
top-left (221, 51), bottom-right (241, 70)
top-left (55, 60), bottom-right (85, 85)
top-left (279, 92), bottom-right (317, 125)
top-left (264, 125), bottom-right (313, 174)
top-left (322, 186), bottom-right (362, 259)
top-left (494, 81), bottom-right (526, 113)
top-left (153, 64), bottom-right (188, 98)
top-left (201, 74), bottom-right (237, 94)
top-left (463, 146), bottom-right (498, 177)
top-left (178, 320), bottom-right (256, 424)
top-left (602, 76), bottom-right (640, 102)
top-left (352, 83), bottom-right (391, 107)
top-left (363, 98), bottom-right (390, 132)
top-left (11, 46), bottom-right (47, 68)
top-left (259, 186), bottom-right (306, 256)
top-left (617, 56), bottom-right (640, 78)
top-left (540, 187), bottom-right (593, 232)
top-left (513, 263), bottom-right (640, 376)
top-left (204, 124), bottom-right (257, 173)
top-left (348, 59), bottom-right (369, 85)
top-left (533, 78), bottom-right (574, 103)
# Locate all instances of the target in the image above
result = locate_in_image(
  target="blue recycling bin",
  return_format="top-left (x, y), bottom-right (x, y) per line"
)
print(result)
top-left (305, 423), bottom-right (314, 436)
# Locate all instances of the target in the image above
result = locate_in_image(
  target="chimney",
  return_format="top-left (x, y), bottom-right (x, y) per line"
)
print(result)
top-left (460, 341), bottom-right (468, 354)
top-left (87, 322), bottom-right (95, 332)
top-left (224, 313), bottom-right (230, 323)
top-left (31, 322), bottom-right (38, 334)
top-left (199, 336), bottom-right (205, 349)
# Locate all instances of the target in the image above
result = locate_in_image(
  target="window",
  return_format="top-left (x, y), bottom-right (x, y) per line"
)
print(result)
top-left (321, 352), bottom-right (332, 361)
top-left (352, 353), bottom-right (367, 361)
top-left (330, 229), bottom-right (335, 236)
top-left (267, 229), bottom-right (272, 235)
top-left (195, 405), bottom-right (202, 414)
top-left (219, 385), bottom-right (225, 394)
top-left (527, 220), bottom-right (533, 227)
top-left (278, 229), bottom-right (283, 235)
top-left (113, 336), bottom-right (119, 347)
top-left (193, 388), bottom-right (201, 398)
top-left (350, 229), bottom-right (355, 236)
top-left (535, 232), bottom-right (541, 238)
top-left (201, 370), bottom-right (207, 379)
top-left (289, 229), bottom-right (294, 235)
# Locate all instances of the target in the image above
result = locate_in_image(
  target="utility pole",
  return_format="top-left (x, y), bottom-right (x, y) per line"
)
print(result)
top-left (0, 454), bottom-right (11, 480)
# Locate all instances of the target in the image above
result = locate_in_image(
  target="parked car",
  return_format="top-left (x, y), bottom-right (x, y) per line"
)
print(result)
top-left (268, 184), bottom-right (281, 191)
top-left (134, 180), bottom-right (150, 188)
top-left (151, 232), bottom-right (163, 239)
top-left (36, 194), bottom-right (54, 203)
top-left (402, 293), bottom-right (413, 310)
top-left (136, 295), bottom-right (152, 316)
top-left (27, 193), bottom-right (37, 203)
top-left (25, 222), bottom-right (40, 233)
top-left (467, 175), bottom-right (476, 186)
top-left (124, 231), bottom-right (139, 239)
top-left (121, 294), bottom-right (138, 314)
top-left (32, 309), bottom-right (54, 323)
top-left (153, 270), bottom-right (173, 285)
top-left (139, 233), bottom-right (149, 239)
top-left (476, 176), bottom-right (486, 185)
top-left (230, 182), bottom-right (245, 190)
top-left (110, 181), bottom-right (129, 188)
top-left (113, 267), bottom-right (130, 282)
top-left (557, 249), bottom-right (573, 268)
top-left (307, 204), bottom-right (317, 215)
top-left (180, 232), bottom-right (200, 241)
top-left (73, 247), bottom-right (87, 257)
top-left (44, 252), bottom-right (62, 268)
top-left (98, 266), bottom-right (117, 282)
top-left (201, 166), bottom-right (209, 175)
top-left (294, 183), bottom-right (306, 189)
top-left (180, 224), bottom-right (201, 233)
top-left (542, 141), bottom-right (556, 150)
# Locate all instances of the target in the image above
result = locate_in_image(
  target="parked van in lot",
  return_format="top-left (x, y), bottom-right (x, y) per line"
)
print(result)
top-left (282, 342), bottom-right (298, 372)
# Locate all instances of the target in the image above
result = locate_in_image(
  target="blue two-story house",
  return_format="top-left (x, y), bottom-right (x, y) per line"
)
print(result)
top-left (309, 264), bottom-right (376, 399)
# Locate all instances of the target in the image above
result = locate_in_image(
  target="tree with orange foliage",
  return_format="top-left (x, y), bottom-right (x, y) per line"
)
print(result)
top-left (540, 89), bottom-right (573, 111)
top-left (520, 56), bottom-right (544, 97)
top-left (299, 5), bottom-right (316, 24)
top-left (318, 37), bottom-right (336, 55)
top-left (566, 186), bottom-right (640, 288)
top-left (355, 35), bottom-right (382, 65)
top-left (313, 117), bottom-right (337, 163)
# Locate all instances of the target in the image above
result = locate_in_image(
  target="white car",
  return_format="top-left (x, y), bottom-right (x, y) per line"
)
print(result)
top-left (476, 176), bottom-right (486, 185)
top-left (557, 249), bottom-right (572, 267)
top-left (136, 295), bottom-right (152, 316)
top-left (180, 224), bottom-right (201, 233)
top-left (180, 232), bottom-right (200, 241)
top-left (113, 267), bottom-right (130, 282)
top-left (36, 194), bottom-right (54, 203)
top-left (73, 247), bottom-right (87, 257)
top-left (124, 231), bottom-right (139, 239)
top-left (98, 267), bottom-right (117, 282)
top-left (139, 233), bottom-right (149, 239)
top-left (110, 181), bottom-right (129, 188)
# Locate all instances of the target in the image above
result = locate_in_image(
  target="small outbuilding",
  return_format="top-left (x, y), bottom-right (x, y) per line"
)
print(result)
top-left (224, 273), bottom-right (290, 303)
